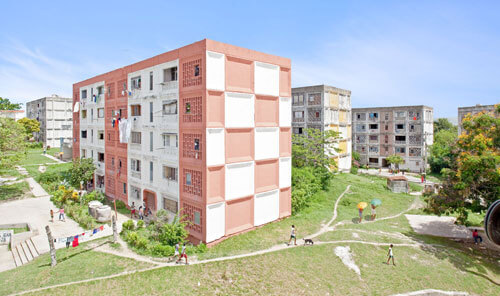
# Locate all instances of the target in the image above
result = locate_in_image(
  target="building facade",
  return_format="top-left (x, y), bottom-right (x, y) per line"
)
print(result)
top-left (26, 95), bottom-right (73, 148)
top-left (291, 85), bottom-right (352, 171)
top-left (352, 105), bottom-right (433, 172)
top-left (0, 110), bottom-right (25, 121)
top-left (73, 39), bottom-right (292, 245)
top-left (458, 104), bottom-right (497, 135)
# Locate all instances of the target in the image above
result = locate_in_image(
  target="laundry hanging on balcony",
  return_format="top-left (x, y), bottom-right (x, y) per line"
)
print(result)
top-left (73, 102), bottom-right (80, 113)
top-left (119, 118), bottom-right (130, 143)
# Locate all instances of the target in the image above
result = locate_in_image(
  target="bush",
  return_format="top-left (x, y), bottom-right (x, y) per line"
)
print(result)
top-left (137, 220), bottom-right (145, 228)
top-left (122, 220), bottom-right (135, 231)
top-left (81, 190), bottom-right (105, 204)
top-left (158, 217), bottom-right (189, 246)
top-left (151, 244), bottom-right (174, 257)
top-left (115, 200), bottom-right (128, 210)
top-left (291, 167), bottom-right (322, 213)
top-left (135, 236), bottom-right (149, 249)
top-left (64, 203), bottom-right (96, 229)
top-left (26, 142), bottom-right (43, 149)
top-left (350, 166), bottom-right (358, 174)
top-left (37, 171), bottom-right (62, 185)
top-left (196, 243), bottom-right (207, 254)
top-left (125, 231), bottom-right (139, 245)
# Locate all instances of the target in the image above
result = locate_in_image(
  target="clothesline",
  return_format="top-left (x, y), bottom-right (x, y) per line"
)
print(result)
top-left (54, 225), bottom-right (108, 248)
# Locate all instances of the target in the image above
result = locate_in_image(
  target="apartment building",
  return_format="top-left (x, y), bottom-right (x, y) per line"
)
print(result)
top-left (458, 104), bottom-right (497, 135)
top-left (291, 85), bottom-right (352, 171)
top-left (73, 39), bottom-right (292, 245)
top-left (26, 95), bottom-right (72, 147)
top-left (352, 106), bottom-right (433, 172)
top-left (0, 110), bottom-right (25, 121)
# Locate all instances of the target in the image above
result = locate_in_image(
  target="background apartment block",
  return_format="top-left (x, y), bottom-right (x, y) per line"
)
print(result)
top-left (73, 39), bottom-right (292, 245)
top-left (291, 85), bottom-right (352, 171)
top-left (458, 104), bottom-right (497, 135)
top-left (0, 110), bottom-right (25, 121)
top-left (26, 95), bottom-right (72, 148)
top-left (352, 106), bottom-right (433, 172)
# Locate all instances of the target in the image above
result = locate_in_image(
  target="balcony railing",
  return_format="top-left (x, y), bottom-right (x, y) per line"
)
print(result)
top-left (131, 171), bottom-right (141, 179)
top-left (395, 140), bottom-right (406, 145)
top-left (161, 80), bottom-right (179, 92)
top-left (395, 129), bottom-right (406, 134)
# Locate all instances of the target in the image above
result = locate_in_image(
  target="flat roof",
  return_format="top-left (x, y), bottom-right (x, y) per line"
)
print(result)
top-left (352, 105), bottom-right (433, 111)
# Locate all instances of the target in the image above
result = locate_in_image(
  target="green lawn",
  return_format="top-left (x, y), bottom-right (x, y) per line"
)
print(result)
top-left (0, 167), bottom-right (24, 180)
top-left (0, 181), bottom-right (31, 201)
top-left (19, 147), bottom-right (61, 166)
top-left (0, 238), bottom-right (151, 296)
top-left (24, 162), bottom-right (72, 182)
top-left (30, 241), bottom-right (500, 296)
top-left (0, 226), bottom-right (29, 234)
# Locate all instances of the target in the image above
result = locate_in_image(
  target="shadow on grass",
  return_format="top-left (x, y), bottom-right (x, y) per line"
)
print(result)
top-left (403, 230), bottom-right (500, 286)
top-left (37, 240), bottom-right (111, 268)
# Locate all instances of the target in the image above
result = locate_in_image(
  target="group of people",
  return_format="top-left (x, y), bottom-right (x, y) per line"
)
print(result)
top-left (358, 204), bottom-right (378, 223)
top-left (130, 202), bottom-right (152, 220)
top-left (174, 242), bottom-right (188, 264)
top-left (50, 208), bottom-right (65, 222)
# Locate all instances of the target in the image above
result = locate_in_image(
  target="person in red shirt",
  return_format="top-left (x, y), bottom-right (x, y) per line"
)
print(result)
top-left (472, 229), bottom-right (483, 244)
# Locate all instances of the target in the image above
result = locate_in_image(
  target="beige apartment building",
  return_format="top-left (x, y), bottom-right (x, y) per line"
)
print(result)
top-left (291, 85), bottom-right (352, 171)
top-left (352, 105), bottom-right (433, 172)
top-left (458, 104), bottom-right (497, 135)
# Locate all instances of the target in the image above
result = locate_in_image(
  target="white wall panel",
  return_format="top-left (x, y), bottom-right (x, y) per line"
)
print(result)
top-left (254, 189), bottom-right (279, 226)
top-left (206, 51), bottom-right (225, 91)
top-left (206, 128), bottom-right (225, 166)
top-left (225, 92), bottom-right (254, 128)
top-left (254, 62), bottom-right (279, 96)
top-left (206, 202), bottom-right (225, 242)
top-left (279, 157), bottom-right (291, 188)
top-left (225, 161), bottom-right (254, 200)
top-left (279, 97), bottom-right (291, 127)
top-left (255, 127), bottom-right (279, 160)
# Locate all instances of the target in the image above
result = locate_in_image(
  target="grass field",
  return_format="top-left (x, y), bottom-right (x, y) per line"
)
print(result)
top-left (24, 162), bottom-right (72, 181)
top-left (0, 181), bottom-right (31, 201)
top-left (0, 238), bottom-right (151, 296)
top-left (0, 225), bottom-right (29, 234)
top-left (19, 147), bottom-right (60, 166)
top-left (0, 167), bottom-right (24, 180)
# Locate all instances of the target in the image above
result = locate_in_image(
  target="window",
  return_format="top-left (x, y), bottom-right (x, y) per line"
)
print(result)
top-left (111, 158), bottom-right (115, 166)
top-left (185, 102), bottom-right (191, 113)
top-left (131, 132), bottom-right (141, 144)
top-left (131, 105), bottom-right (141, 116)
top-left (369, 124), bottom-right (378, 129)
top-left (163, 166), bottom-right (178, 181)
top-left (186, 173), bottom-right (192, 185)
top-left (91, 129), bottom-right (94, 143)
top-left (369, 112), bottom-right (378, 118)
top-left (162, 101), bottom-right (177, 115)
top-left (81, 130), bottom-right (87, 138)
top-left (81, 149), bottom-right (86, 158)
top-left (98, 108), bottom-right (104, 118)
top-left (396, 111), bottom-right (405, 118)
top-left (119, 160), bottom-right (122, 168)
top-left (150, 102), bottom-right (153, 122)
top-left (123, 183), bottom-right (127, 194)
top-left (395, 136), bottom-right (406, 141)
top-left (163, 198), bottom-right (178, 213)
top-left (98, 131), bottom-right (104, 140)
top-left (385, 113), bottom-right (389, 120)
top-left (357, 114), bottom-right (361, 119)
top-left (194, 65), bottom-right (200, 76)
top-left (385, 135), bottom-right (389, 143)
top-left (194, 211), bottom-right (200, 225)
top-left (131, 159), bottom-right (141, 172)
top-left (315, 112), bottom-right (320, 118)
top-left (163, 67), bottom-right (178, 82)
top-left (385, 146), bottom-right (389, 152)
top-left (369, 158), bottom-right (378, 164)
top-left (369, 135), bottom-right (378, 141)
top-left (396, 124), bottom-right (405, 130)
top-left (292, 94), bottom-right (304, 105)
top-left (81, 110), bottom-right (87, 118)
top-left (385, 124), bottom-right (388, 131)
top-left (162, 133), bottom-right (178, 147)
top-left (131, 76), bottom-right (141, 90)
top-left (81, 90), bottom-right (87, 99)
top-left (194, 139), bottom-right (200, 151)
top-left (149, 71), bottom-right (153, 91)
top-left (97, 86), bottom-right (104, 95)
top-left (395, 147), bottom-right (406, 153)
top-left (98, 152), bottom-right (104, 162)
top-left (150, 132), bottom-right (153, 152)
top-left (91, 150), bottom-right (93, 158)
top-left (298, 127), bottom-right (303, 134)
top-left (294, 111), bottom-right (303, 118)
top-left (150, 162), bottom-right (153, 182)
top-left (91, 108), bottom-right (94, 120)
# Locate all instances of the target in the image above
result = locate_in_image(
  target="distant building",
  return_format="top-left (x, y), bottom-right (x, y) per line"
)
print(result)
top-left (352, 105), bottom-right (433, 172)
top-left (26, 95), bottom-right (72, 148)
top-left (457, 104), bottom-right (497, 135)
top-left (0, 110), bottom-right (25, 121)
top-left (291, 85), bottom-right (352, 171)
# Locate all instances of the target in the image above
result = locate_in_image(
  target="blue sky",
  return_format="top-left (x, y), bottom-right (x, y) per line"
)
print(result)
top-left (1, 0), bottom-right (499, 118)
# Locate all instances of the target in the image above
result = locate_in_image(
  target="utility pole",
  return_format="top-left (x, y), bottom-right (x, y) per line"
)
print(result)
top-left (45, 225), bottom-right (57, 267)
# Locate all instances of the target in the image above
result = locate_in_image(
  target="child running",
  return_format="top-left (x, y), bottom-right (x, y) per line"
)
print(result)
top-left (386, 244), bottom-right (395, 266)
top-left (288, 225), bottom-right (297, 246)
top-left (176, 243), bottom-right (188, 265)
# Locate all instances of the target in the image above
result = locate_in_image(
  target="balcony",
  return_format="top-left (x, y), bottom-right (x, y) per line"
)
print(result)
top-left (163, 146), bottom-right (179, 158)
top-left (395, 140), bottom-right (406, 145)
top-left (130, 171), bottom-right (141, 180)
top-left (395, 129), bottom-right (406, 134)
top-left (163, 178), bottom-right (179, 196)
top-left (161, 81), bottom-right (178, 92)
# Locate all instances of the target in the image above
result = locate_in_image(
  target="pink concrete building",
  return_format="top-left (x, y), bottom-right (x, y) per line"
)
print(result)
top-left (72, 39), bottom-right (292, 244)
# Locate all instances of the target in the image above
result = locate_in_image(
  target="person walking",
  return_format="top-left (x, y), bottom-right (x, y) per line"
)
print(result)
top-left (50, 209), bottom-right (54, 222)
top-left (472, 229), bottom-right (483, 244)
top-left (288, 225), bottom-right (297, 246)
top-left (58, 207), bottom-right (65, 221)
top-left (386, 244), bottom-right (395, 265)
top-left (370, 205), bottom-right (376, 221)
top-left (138, 206), bottom-right (144, 220)
top-left (358, 208), bottom-right (364, 223)
top-left (176, 243), bottom-right (188, 265)
top-left (130, 202), bottom-right (136, 219)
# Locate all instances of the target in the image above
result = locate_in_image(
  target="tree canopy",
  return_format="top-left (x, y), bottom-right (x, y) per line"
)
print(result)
top-left (0, 97), bottom-right (22, 110)
top-left (426, 105), bottom-right (500, 224)
top-left (0, 118), bottom-right (26, 167)
top-left (69, 158), bottom-right (96, 188)
top-left (17, 117), bottom-right (40, 139)
top-left (434, 118), bottom-right (457, 134)
top-left (385, 154), bottom-right (404, 170)
top-left (429, 129), bottom-right (457, 174)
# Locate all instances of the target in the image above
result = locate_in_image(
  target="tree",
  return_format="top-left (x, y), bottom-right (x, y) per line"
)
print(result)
top-left (434, 118), bottom-right (457, 134)
top-left (0, 118), bottom-right (26, 167)
top-left (69, 158), bottom-right (96, 188)
top-left (428, 129), bottom-right (457, 173)
top-left (292, 128), bottom-right (340, 170)
top-left (386, 154), bottom-right (404, 171)
top-left (0, 97), bottom-right (22, 110)
top-left (17, 117), bottom-right (40, 139)
top-left (426, 105), bottom-right (500, 224)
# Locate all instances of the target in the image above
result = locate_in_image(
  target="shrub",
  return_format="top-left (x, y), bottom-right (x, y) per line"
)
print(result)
top-left (135, 236), bottom-right (149, 249)
top-left (350, 166), bottom-right (358, 174)
top-left (291, 167), bottom-right (322, 213)
top-left (125, 231), bottom-right (139, 245)
top-left (81, 190), bottom-right (105, 204)
top-left (196, 243), bottom-right (207, 254)
top-left (137, 220), bottom-right (145, 228)
top-left (64, 203), bottom-right (96, 229)
top-left (115, 200), bottom-right (128, 210)
top-left (37, 171), bottom-right (61, 184)
top-left (157, 215), bottom-right (189, 246)
top-left (122, 220), bottom-right (135, 231)
top-left (151, 244), bottom-right (174, 257)
top-left (26, 142), bottom-right (43, 149)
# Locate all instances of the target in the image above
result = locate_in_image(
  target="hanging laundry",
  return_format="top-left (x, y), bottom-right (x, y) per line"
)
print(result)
top-left (66, 236), bottom-right (73, 248)
top-left (125, 118), bottom-right (131, 142)
top-left (118, 119), bottom-right (126, 143)
top-left (92, 228), bottom-right (98, 235)
top-left (112, 118), bottom-right (116, 128)
top-left (99, 225), bottom-right (104, 231)
top-left (72, 236), bottom-right (79, 248)
top-left (73, 102), bottom-right (80, 113)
